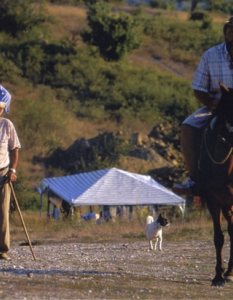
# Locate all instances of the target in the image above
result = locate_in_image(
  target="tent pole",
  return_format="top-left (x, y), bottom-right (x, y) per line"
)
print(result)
top-left (102, 205), bottom-right (104, 221)
top-left (40, 193), bottom-right (43, 217)
top-left (47, 191), bottom-right (50, 218)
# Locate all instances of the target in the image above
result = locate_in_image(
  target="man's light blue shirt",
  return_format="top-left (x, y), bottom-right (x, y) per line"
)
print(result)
top-left (183, 42), bottom-right (233, 128)
top-left (191, 42), bottom-right (233, 100)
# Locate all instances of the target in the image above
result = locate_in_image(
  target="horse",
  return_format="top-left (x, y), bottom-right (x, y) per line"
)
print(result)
top-left (198, 83), bottom-right (233, 286)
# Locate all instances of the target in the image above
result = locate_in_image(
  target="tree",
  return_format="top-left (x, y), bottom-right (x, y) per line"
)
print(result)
top-left (191, 0), bottom-right (199, 11)
top-left (81, 1), bottom-right (141, 61)
top-left (0, 0), bottom-right (47, 37)
top-left (191, 0), bottom-right (233, 13)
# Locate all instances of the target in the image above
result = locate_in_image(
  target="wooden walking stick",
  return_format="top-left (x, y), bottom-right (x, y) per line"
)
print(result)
top-left (9, 182), bottom-right (37, 261)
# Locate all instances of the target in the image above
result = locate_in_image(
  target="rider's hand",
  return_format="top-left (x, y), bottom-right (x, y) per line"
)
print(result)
top-left (212, 98), bottom-right (221, 109)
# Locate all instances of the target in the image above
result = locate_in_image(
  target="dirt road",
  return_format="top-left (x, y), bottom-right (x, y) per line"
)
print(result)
top-left (0, 239), bottom-right (232, 299)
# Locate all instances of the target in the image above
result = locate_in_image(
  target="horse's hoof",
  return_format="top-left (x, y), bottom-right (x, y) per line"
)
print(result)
top-left (211, 275), bottom-right (225, 287)
top-left (211, 281), bottom-right (225, 287)
top-left (224, 275), bottom-right (233, 283)
top-left (211, 278), bottom-right (225, 287)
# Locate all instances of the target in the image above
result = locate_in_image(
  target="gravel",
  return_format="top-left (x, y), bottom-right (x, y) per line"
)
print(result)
top-left (0, 240), bottom-right (232, 299)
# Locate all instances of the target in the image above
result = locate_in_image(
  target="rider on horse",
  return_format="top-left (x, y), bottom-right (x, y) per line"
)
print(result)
top-left (173, 16), bottom-right (233, 196)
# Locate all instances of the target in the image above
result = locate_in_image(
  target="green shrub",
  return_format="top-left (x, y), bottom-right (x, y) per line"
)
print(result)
top-left (82, 1), bottom-right (142, 61)
top-left (14, 86), bottom-right (70, 152)
top-left (144, 13), bottom-right (223, 65)
top-left (0, 0), bottom-right (48, 38)
top-left (0, 56), bottom-right (22, 82)
top-left (50, 0), bottom-right (83, 4)
top-left (190, 10), bottom-right (213, 29)
top-left (149, 0), bottom-right (168, 9)
top-left (12, 174), bottom-right (40, 211)
top-left (77, 134), bottom-right (134, 172)
top-left (206, 0), bottom-right (233, 14)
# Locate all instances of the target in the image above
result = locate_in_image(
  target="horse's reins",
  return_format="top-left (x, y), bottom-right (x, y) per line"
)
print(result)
top-left (204, 127), bottom-right (233, 165)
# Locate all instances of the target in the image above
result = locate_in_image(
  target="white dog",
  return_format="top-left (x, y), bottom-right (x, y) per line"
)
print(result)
top-left (146, 214), bottom-right (170, 251)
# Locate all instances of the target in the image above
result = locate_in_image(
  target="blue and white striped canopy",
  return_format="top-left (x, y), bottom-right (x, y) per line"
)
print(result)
top-left (42, 168), bottom-right (185, 207)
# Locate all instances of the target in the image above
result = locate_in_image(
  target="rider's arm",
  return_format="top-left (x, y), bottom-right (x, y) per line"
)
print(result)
top-left (193, 90), bottom-right (220, 109)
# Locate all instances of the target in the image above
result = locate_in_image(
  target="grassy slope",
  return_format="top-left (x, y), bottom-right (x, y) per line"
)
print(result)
top-left (7, 4), bottom-right (229, 188)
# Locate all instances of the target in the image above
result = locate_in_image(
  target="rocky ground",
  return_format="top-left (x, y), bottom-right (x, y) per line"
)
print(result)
top-left (0, 239), bottom-right (233, 299)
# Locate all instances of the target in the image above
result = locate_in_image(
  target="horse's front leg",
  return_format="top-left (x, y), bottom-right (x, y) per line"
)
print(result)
top-left (222, 206), bottom-right (233, 283)
top-left (207, 202), bottom-right (225, 286)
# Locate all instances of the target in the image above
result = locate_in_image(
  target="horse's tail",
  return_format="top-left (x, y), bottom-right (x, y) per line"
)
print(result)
top-left (146, 215), bottom-right (154, 225)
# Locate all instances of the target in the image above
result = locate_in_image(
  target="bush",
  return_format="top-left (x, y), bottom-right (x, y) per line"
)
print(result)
top-left (0, 39), bottom-right (77, 85)
top-left (149, 0), bottom-right (169, 9)
top-left (206, 0), bottom-right (233, 14)
top-left (14, 86), bottom-right (70, 151)
top-left (144, 13), bottom-right (223, 65)
top-left (190, 10), bottom-right (213, 29)
top-left (0, 0), bottom-right (47, 38)
top-left (82, 1), bottom-right (142, 61)
top-left (0, 56), bottom-right (22, 82)
top-left (12, 174), bottom-right (40, 211)
top-left (50, 0), bottom-right (83, 4)
top-left (77, 134), bottom-right (134, 172)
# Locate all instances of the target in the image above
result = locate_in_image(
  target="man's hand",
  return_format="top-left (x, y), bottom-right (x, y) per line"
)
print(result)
top-left (194, 90), bottom-right (213, 109)
top-left (8, 170), bottom-right (17, 182)
top-left (212, 98), bottom-right (221, 109)
top-left (194, 90), bottom-right (221, 110)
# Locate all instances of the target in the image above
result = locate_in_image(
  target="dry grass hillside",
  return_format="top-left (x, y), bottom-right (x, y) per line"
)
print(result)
top-left (29, 4), bottom-right (189, 184)
top-left (46, 4), bottom-right (227, 80)
top-left (7, 4), bottom-right (230, 188)
top-left (47, 4), bottom-right (195, 78)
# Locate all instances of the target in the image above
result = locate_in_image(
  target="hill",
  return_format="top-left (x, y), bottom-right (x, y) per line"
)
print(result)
top-left (0, 3), bottom-right (228, 208)
top-left (32, 5), bottom-right (192, 183)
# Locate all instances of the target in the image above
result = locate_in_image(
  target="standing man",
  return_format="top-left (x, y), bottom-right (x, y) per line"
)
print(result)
top-left (0, 85), bottom-right (21, 260)
top-left (173, 17), bottom-right (233, 196)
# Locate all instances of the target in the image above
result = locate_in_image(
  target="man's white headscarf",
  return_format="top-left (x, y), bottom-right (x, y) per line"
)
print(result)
top-left (0, 85), bottom-right (11, 114)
